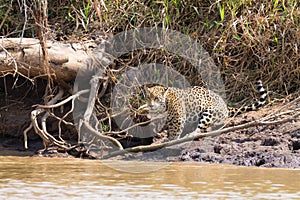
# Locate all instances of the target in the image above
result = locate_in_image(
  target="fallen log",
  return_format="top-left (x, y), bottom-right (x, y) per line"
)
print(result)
top-left (0, 37), bottom-right (98, 82)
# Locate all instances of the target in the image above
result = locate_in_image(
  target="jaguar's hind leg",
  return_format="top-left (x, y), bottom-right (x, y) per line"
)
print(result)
top-left (196, 108), bottom-right (213, 133)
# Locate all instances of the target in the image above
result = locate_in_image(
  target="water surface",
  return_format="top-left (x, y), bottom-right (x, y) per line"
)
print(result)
top-left (0, 156), bottom-right (299, 199)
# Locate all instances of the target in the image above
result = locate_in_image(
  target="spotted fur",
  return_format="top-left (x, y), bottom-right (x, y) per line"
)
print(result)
top-left (146, 81), bottom-right (267, 140)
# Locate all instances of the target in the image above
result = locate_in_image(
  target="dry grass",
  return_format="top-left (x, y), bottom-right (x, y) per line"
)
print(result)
top-left (1, 0), bottom-right (299, 102)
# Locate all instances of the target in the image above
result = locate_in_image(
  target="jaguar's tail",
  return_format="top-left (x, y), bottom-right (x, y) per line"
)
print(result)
top-left (228, 80), bottom-right (267, 117)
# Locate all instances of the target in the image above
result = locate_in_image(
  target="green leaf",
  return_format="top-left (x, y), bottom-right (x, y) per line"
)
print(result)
top-left (218, 2), bottom-right (225, 21)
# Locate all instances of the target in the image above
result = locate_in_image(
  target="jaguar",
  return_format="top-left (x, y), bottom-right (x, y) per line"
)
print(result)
top-left (146, 81), bottom-right (267, 140)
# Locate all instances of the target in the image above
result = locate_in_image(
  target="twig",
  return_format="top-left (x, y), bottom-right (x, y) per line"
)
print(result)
top-left (0, 43), bottom-right (19, 76)
top-left (57, 98), bottom-right (76, 140)
top-left (23, 123), bottom-right (32, 149)
top-left (40, 87), bottom-right (65, 142)
top-left (263, 96), bottom-right (300, 120)
top-left (101, 111), bottom-right (300, 159)
top-left (35, 89), bottom-right (90, 108)
top-left (24, 87), bottom-right (69, 149)
top-left (30, 87), bottom-right (66, 148)
top-left (103, 114), bottom-right (164, 136)
top-left (83, 121), bottom-right (124, 150)
top-left (0, 4), bottom-right (12, 30)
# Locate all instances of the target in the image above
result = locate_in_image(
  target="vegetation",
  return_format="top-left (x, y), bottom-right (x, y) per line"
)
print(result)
top-left (1, 0), bottom-right (299, 100)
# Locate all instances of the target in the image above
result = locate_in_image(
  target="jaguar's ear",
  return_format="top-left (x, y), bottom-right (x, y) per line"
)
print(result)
top-left (143, 84), bottom-right (157, 92)
top-left (162, 86), bottom-right (168, 92)
top-left (144, 85), bottom-right (150, 94)
top-left (143, 85), bottom-right (152, 98)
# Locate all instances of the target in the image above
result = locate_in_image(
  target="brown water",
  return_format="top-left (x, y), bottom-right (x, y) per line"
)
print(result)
top-left (0, 156), bottom-right (299, 199)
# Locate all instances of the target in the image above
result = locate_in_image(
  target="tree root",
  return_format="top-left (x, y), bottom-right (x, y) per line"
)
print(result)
top-left (23, 88), bottom-right (89, 150)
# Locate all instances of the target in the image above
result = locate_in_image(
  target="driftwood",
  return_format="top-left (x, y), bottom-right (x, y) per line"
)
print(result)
top-left (0, 37), bottom-right (98, 82)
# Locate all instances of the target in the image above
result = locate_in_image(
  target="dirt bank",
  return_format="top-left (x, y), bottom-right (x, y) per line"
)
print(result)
top-left (178, 107), bottom-right (300, 168)
top-left (1, 85), bottom-right (299, 168)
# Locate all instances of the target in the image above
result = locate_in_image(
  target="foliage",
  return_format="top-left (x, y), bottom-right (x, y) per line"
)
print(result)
top-left (0, 0), bottom-right (299, 100)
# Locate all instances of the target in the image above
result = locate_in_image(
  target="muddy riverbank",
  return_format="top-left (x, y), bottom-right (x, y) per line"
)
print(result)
top-left (178, 108), bottom-right (300, 168)
top-left (1, 108), bottom-right (300, 168)
top-left (0, 86), bottom-right (299, 168)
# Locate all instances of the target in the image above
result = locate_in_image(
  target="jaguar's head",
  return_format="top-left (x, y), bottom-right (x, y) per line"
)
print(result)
top-left (146, 85), bottom-right (167, 111)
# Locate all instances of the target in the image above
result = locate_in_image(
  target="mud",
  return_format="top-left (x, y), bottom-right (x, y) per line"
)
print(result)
top-left (0, 76), bottom-right (299, 168)
top-left (1, 109), bottom-right (300, 168)
top-left (178, 109), bottom-right (300, 168)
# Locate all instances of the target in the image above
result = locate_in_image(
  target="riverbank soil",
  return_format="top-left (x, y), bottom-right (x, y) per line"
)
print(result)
top-left (178, 107), bottom-right (300, 168)
top-left (1, 86), bottom-right (299, 168)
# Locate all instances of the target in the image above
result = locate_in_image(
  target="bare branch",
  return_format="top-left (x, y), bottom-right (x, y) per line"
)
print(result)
top-left (102, 110), bottom-right (300, 159)
top-left (24, 87), bottom-right (78, 149)
top-left (83, 121), bottom-right (124, 150)
top-left (35, 89), bottom-right (90, 109)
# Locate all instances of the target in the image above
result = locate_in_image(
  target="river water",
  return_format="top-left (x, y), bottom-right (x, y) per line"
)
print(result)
top-left (0, 156), bottom-right (299, 199)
